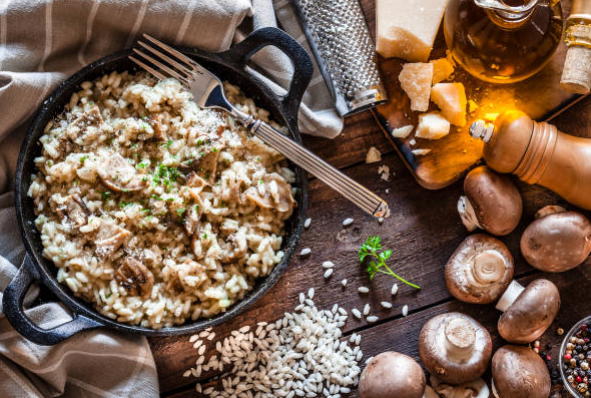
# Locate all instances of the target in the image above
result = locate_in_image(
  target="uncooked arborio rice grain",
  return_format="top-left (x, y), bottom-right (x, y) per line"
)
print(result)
top-left (184, 292), bottom-right (363, 397)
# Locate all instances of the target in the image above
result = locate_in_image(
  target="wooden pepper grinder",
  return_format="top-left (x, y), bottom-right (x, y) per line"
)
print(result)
top-left (470, 110), bottom-right (591, 210)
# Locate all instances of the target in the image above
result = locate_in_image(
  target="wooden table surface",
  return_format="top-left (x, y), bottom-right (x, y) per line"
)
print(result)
top-left (151, 2), bottom-right (591, 397)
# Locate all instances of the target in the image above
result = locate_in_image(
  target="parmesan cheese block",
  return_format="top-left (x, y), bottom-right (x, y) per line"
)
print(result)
top-left (430, 58), bottom-right (455, 84)
top-left (376, 0), bottom-right (450, 62)
top-left (399, 63), bottom-right (433, 112)
top-left (430, 83), bottom-right (467, 126)
top-left (416, 112), bottom-right (450, 140)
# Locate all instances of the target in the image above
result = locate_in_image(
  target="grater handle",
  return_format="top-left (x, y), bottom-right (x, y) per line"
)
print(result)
top-left (222, 27), bottom-right (314, 128)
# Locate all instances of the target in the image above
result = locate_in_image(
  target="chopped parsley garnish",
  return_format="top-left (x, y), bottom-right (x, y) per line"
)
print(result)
top-left (163, 140), bottom-right (174, 148)
top-left (176, 208), bottom-right (186, 217)
top-left (202, 233), bottom-right (208, 239)
top-left (137, 161), bottom-right (149, 169)
top-left (131, 143), bottom-right (138, 149)
top-left (212, 147), bottom-right (218, 152)
top-left (101, 191), bottom-right (112, 201)
top-left (80, 155), bottom-right (89, 164)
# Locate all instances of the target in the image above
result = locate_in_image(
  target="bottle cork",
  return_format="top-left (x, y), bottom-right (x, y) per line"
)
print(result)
top-left (560, 0), bottom-right (591, 94)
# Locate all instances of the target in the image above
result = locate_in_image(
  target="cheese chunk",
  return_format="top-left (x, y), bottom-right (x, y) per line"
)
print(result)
top-left (399, 63), bottom-right (433, 112)
top-left (376, 0), bottom-right (450, 62)
top-left (391, 125), bottom-right (414, 139)
top-left (416, 112), bottom-right (450, 140)
top-left (431, 83), bottom-right (467, 126)
top-left (430, 58), bottom-right (455, 84)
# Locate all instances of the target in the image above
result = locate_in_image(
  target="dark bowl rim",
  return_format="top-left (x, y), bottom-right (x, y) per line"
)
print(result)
top-left (13, 47), bottom-right (308, 336)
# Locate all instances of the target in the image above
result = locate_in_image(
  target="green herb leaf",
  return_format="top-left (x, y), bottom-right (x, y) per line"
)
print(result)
top-left (358, 235), bottom-right (420, 289)
top-left (80, 155), bottom-right (89, 164)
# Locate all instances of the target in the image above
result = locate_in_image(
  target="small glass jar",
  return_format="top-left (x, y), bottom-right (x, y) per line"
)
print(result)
top-left (559, 315), bottom-right (591, 398)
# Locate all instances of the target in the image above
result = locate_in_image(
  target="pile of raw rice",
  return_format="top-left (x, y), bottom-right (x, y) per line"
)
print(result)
top-left (185, 288), bottom-right (363, 397)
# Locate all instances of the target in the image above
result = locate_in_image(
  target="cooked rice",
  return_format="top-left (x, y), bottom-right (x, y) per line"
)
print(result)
top-left (28, 71), bottom-right (296, 328)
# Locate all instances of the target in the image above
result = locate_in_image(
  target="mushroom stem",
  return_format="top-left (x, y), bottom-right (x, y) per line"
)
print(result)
top-left (472, 250), bottom-right (507, 284)
top-left (457, 196), bottom-right (481, 232)
top-left (443, 318), bottom-right (476, 361)
top-left (495, 280), bottom-right (525, 312)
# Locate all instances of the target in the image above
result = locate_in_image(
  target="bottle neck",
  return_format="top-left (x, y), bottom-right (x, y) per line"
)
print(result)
top-left (475, 0), bottom-right (541, 29)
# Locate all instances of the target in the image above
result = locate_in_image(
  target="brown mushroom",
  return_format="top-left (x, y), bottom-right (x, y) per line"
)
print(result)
top-left (220, 231), bottom-right (248, 264)
top-left (430, 376), bottom-right (490, 398)
top-left (457, 166), bottom-right (522, 236)
top-left (184, 196), bottom-right (203, 236)
top-left (491, 345), bottom-right (550, 398)
top-left (496, 279), bottom-right (560, 344)
top-left (359, 352), bottom-right (426, 398)
top-left (66, 106), bottom-right (103, 145)
top-left (49, 193), bottom-right (90, 226)
top-left (115, 257), bottom-right (154, 297)
top-left (245, 173), bottom-right (295, 217)
top-left (445, 234), bottom-right (514, 304)
top-left (419, 312), bottom-right (492, 384)
top-left (86, 218), bottom-right (132, 260)
top-left (520, 206), bottom-right (591, 272)
top-left (98, 153), bottom-right (145, 192)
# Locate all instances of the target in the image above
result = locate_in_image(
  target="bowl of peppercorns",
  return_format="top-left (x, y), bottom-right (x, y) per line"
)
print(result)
top-left (560, 317), bottom-right (591, 397)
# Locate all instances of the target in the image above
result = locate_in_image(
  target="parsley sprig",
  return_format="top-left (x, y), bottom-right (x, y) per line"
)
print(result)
top-left (358, 236), bottom-right (420, 289)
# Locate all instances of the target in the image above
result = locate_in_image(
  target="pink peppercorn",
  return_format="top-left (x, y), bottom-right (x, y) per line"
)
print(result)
top-left (565, 353), bottom-right (573, 360)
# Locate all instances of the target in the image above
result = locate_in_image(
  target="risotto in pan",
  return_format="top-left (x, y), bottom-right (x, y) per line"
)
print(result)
top-left (28, 71), bottom-right (296, 328)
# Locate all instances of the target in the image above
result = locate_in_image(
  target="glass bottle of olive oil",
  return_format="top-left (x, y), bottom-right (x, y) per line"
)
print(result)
top-left (444, 0), bottom-right (563, 83)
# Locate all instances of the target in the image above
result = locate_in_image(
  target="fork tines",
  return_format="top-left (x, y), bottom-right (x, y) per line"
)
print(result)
top-left (130, 34), bottom-right (202, 87)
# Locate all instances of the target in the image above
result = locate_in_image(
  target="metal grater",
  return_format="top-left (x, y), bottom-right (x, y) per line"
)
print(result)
top-left (291, 0), bottom-right (388, 116)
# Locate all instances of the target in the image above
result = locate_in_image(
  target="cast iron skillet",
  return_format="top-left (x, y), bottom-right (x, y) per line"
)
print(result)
top-left (3, 27), bottom-right (312, 345)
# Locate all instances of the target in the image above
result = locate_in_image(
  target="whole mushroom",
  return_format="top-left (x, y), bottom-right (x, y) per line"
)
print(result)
top-left (430, 376), bottom-right (490, 398)
top-left (457, 166), bottom-right (523, 236)
top-left (492, 345), bottom-right (550, 398)
top-left (521, 205), bottom-right (591, 272)
top-left (419, 312), bottom-right (492, 384)
top-left (496, 279), bottom-right (560, 344)
top-left (359, 352), bottom-right (426, 398)
top-left (445, 234), bottom-right (514, 304)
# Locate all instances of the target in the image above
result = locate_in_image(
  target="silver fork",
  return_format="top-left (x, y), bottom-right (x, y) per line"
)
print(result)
top-left (130, 34), bottom-right (390, 219)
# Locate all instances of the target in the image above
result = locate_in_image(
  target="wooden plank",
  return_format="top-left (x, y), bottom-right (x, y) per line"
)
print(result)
top-left (165, 268), bottom-right (586, 398)
top-left (302, 111), bottom-right (391, 170)
top-left (151, 147), bottom-right (566, 394)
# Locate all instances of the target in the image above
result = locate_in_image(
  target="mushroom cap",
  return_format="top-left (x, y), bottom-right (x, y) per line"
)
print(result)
top-left (463, 166), bottom-right (523, 236)
top-left (359, 352), bottom-right (426, 398)
top-left (520, 210), bottom-right (591, 272)
top-left (492, 345), bottom-right (550, 398)
top-left (445, 234), bottom-right (514, 304)
top-left (419, 312), bottom-right (492, 384)
top-left (498, 279), bottom-right (560, 344)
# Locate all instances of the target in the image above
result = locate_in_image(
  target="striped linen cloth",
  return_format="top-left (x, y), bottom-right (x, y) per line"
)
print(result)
top-left (0, 0), bottom-right (342, 397)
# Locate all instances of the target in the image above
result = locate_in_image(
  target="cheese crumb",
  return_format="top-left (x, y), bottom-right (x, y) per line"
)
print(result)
top-left (430, 58), bottom-right (455, 84)
top-left (416, 112), bottom-right (450, 140)
top-left (391, 125), bottom-right (414, 139)
top-left (399, 63), bottom-right (433, 112)
top-left (365, 146), bottom-right (382, 163)
top-left (378, 165), bottom-right (391, 181)
top-left (412, 148), bottom-right (432, 156)
top-left (430, 83), bottom-right (467, 127)
top-left (468, 100), bottom-right (479, 113)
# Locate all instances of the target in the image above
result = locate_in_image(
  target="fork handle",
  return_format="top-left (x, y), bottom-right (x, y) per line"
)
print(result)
top-left (250, 120), bottom-right (390, 219)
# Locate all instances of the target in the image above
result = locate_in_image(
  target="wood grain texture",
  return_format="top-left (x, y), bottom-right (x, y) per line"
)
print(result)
top-left (150, 0), bottom-right (591, 396)
top-left (153, 145), bottom-right (587, 395)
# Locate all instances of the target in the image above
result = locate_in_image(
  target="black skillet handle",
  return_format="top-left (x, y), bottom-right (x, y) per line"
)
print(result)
top-left (2, 255), bottom-right (101, 345)
top-left (222, 27), bottom-right (314, 132)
